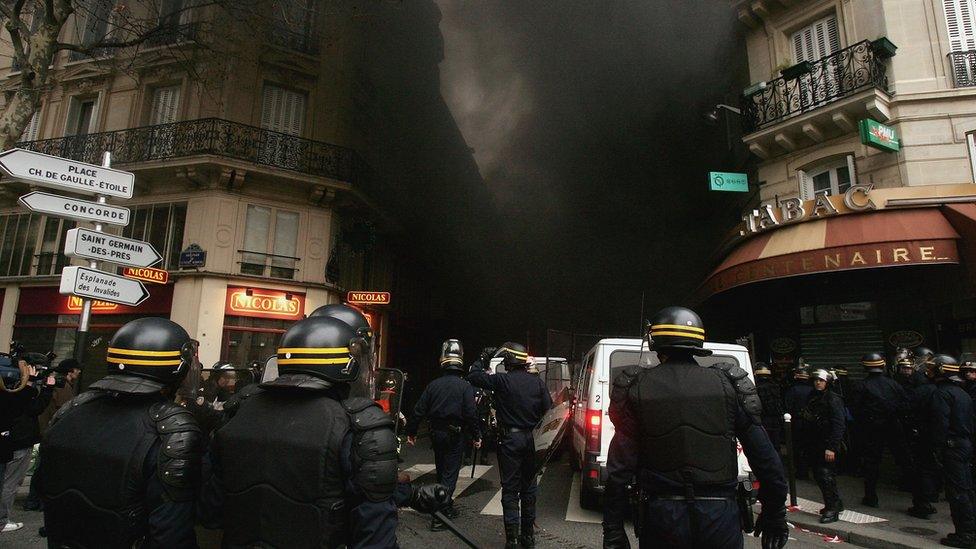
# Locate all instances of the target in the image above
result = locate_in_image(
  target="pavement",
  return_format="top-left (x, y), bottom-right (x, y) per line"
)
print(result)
top-left (0, 440), bottom-right (961, 548)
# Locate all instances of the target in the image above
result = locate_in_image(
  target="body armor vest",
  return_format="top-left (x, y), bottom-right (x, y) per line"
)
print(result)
top-left (39, 392), bottom-right (159, 548)
top-left (217, 389), bottom-right (349, 548)
top-left (634, 360), bottom-right (738, 487)
top-left (756, 380), bottom-right (784, 418)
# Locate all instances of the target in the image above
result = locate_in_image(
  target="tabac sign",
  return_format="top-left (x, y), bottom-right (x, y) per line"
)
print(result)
top-left (225, 287), bottom-right (305, 320)
top-left (347, 291), bottom-right (391, 306)
top-left (740, 184), bottom-right (877, 237)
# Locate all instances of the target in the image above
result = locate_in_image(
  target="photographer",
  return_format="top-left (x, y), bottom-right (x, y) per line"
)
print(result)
top-left (0, 357), bottom-right (55, 534)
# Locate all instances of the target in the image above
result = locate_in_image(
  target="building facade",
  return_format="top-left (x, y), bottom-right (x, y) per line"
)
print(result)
top-left (0, 2), bottom-right (398, 387)
top-left (704, 0), bottom-right (976, 375)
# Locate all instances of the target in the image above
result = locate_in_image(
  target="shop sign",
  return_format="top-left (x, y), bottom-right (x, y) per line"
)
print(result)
top-left (66, 296), bottom-right (119, 312)
top-left (15, 286), bottom-right (173, 316)
top-left (859, 119), bottom-right (900, 153)
top-left (889, 330), bottom-right (924, 348)
top-left (347, 291), bottom-right (391, 306)
top-left (741, 184), bottom-right (876, 236)
top-left (19, 191), bottom-right (130, 226)
top-left (225, 287), bottom-right (305, 320)
top-left (0, 148), bottom-right (134, 198)
top-left (709, 172), bottom-right (749, 193)
top-left (701, 239), bottom-right (959, 297)
top-left (770, 337), bottom-right (796, 354)
top-left (60, 266), bottom-right (150, 307)
top-left (122, 267), bottom-right (169, 285)
top-left (179, 244), bottom-right (207, 269)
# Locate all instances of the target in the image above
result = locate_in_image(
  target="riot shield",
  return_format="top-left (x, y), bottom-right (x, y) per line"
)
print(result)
top-left (175, 340), bottom-right (202, 406)
top-left (374, 367), bottom-right (406, 431)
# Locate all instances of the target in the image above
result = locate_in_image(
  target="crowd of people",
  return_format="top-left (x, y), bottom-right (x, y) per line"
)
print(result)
top-left (754, 348), bottom-right (976, 547)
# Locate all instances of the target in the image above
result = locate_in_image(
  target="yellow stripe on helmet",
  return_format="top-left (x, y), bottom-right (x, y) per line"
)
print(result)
top-left (862, 360), bottom-right (885, 366)
top-left (107, 357), bottom-right (182, 366)
top-left (650, 324), bottom-right (705, 334)
top-left (498, 347), bottom-right (528, 358)
top-left (650, 330), bottom-right (706, 340)
top-left (277, 358), bottom-right (351, 365)
top-left (440, 358), bottom-right (463, 365)
top-left (107, 348), bottom-right (181, 357)
top-left (277, 347), bottom-right (350, 355)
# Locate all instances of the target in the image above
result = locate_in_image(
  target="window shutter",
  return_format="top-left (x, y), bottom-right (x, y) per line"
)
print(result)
top-left (150, 86), bottom-right (181, 125)
top-left (798, 170), bottom-right (814, 200)
top-left (846, 154), bottom-right (858, 186)
top-left (793, 14), bottom-right (840, 62)
top-left (945, 0), bottom-right (976, 52)
top-left (261, 84), bottom-right (306, 136)
top-left (20, 112), bottom-right (40, 141)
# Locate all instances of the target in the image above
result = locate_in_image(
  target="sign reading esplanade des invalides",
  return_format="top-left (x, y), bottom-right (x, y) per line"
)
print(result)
top-left (702, 240), bottom-right (959, 296)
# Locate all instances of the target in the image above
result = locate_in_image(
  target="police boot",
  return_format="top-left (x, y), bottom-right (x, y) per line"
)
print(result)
top-left (907, 503), bottom-right (937, 519)
top-left (941, 532), bottom-right (976, 548)
top-left (429, 516), bottom-right (447, 532)
top-left (519, 522), bottom-right (535, 548)
top-left (505, 524), bottom-right (520, 549)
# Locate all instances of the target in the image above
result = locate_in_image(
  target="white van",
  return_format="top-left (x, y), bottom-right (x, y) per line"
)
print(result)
top-left (570, 338), bottom-right (754, 509)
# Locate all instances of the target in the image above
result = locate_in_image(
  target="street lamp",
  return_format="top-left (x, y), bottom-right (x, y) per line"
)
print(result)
top-left (703, 103), bottom-right (742, 124)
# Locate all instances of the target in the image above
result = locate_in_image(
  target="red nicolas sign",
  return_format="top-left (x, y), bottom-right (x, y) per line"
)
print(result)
top-left (346, 291), bottom-right (391, 306)
top-left (122, 266), bottom-right (169, 285)
top-left (225, 287), bottom-right (305, 320)
top-left (67, 296), bottom-right (119, 312)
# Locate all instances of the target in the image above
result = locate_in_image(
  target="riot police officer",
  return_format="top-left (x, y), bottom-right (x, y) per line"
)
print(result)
top-left (469, 342), bottom-right (551, 549)
top-left (603, 307), bottom-right (788, 549)
top-left (202, 310), bottom-right (446, 547)
top-left (755, 363), bottom-right (785, 453)
top-left (38, 318), bottom-right (203, 548)
top-left (406, 339), bottom-right (480, 530)
top-left (895, 356), bottom-right (919, 390)
top-left (784, 365), bottom-right (813, 478)
top-left (962, 361), bottom-right (976, 402)
top-left (850, 352), bottom-right (912, 507)
top-left (908, 353), bottom-right (943, 519)
top-left (800, 368), bottom-right (846, 523)
top-left (914, 347), bottom-right (937, 386)
top-left (921, 355), bottom-right (976, 547)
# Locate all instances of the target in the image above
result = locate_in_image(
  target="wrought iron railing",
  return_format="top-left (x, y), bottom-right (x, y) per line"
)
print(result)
top-left (267, 24), bottom-right (319, 55)
top-left (742, 40), bottom-right (890, 133)
top-left (949, 51), bottom-right (976, 88)
top-left (16, 118), bottom-right (362, 183)
top-left (144, 22), bottom-right (198, 48)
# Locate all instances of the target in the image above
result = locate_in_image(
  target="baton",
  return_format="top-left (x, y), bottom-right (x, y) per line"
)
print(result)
top-left (471, 443), bottom-right (478, 478)
top-left (433, 510), bottom-right (480, 548)
top-left (784, 413), bottom-right (798, 507)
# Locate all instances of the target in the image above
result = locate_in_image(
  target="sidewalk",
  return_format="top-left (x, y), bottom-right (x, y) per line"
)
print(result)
top-left (785, 475), bottom-right (951, 548)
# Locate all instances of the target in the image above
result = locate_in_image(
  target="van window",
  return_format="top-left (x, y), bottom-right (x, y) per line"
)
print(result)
top-left (609, 350), bottom-right (740, 384)
top-left (580, 354), bottom-right (594, 405)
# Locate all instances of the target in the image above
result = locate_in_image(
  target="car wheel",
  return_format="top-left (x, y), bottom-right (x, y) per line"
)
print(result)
top-left (580, 482), bottom-right (599, 510)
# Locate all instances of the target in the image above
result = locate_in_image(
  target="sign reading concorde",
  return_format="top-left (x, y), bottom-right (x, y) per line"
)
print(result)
top-left (60, 266), bottom-right (149, 307)
top-left (0, 148), bottom-right (134, 198)
top-left (19, 191), bottom-right (130, 226)
top-left (64, 228), bottom-right (161, 268)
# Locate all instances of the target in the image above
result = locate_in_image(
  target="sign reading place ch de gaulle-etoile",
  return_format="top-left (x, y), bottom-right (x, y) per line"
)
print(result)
top-left (0, 148), bottom-right (134, 198)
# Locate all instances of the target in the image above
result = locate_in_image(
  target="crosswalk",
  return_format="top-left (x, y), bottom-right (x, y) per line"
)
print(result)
top-left (792, 496), bottom-right (887, 524)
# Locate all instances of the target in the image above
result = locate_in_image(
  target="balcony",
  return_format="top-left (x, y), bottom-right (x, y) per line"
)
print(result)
top-left (949, 51), bottom-right (976, 88)
top-left (267, 25), bottom-right (319, 56)
top-left (144, 22), bottom-right (198, 49)
top-left (239, 250), bottom-right (300, 280)
top-left (741, 40), bottom-right (895, 159)
top-left (16, 118), bottom-right (362, 185)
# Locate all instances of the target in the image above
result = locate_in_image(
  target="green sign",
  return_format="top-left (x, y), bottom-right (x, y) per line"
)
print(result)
top-left (709, 171), bottom-right (749, 192)
top-left (859, 119), bottom-right (900, 152)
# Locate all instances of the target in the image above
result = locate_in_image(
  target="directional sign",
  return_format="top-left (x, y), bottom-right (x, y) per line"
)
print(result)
top-left (19, 191), bottom-right (130, 226)
top-left (60, 266), bottom-right (149, 307)
top-left (64, 228), bottom-right (161, 268)
top-left (0, 148), bottom-right (134, 198)
top-left (122, 266), bottom-right (169, 285)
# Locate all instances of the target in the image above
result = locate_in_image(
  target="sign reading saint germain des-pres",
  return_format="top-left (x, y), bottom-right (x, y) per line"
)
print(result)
top-left (0, 148), bottom-right (134, 198)
top-left (224, 287), bottom-right (305, 320)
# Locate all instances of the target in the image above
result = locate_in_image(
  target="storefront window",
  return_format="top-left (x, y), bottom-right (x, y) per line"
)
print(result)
top-left (241, 204), bottom-right (300, 279)
top-left (221, 316), bottom-right (290, 367)
top-left (121, 202), bottom-right (187, 270)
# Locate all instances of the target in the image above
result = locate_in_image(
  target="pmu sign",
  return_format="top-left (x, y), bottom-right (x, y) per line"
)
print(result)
top-left (346, 291), bottom-right (391, 306)
top-left (0, 148), bottom-right (134, 198)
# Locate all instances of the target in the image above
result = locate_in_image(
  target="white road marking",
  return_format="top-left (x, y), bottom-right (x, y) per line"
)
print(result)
top-left (565, 473), bottom-right (602, 524)
top-left (403, 464), bottom-right (493, 513)
top-left (482, 487), bottom-right (504, 516)
top-left (400, 463), bottom-right (437, 480)
top-left (793, 496), bottom-right (887, 524)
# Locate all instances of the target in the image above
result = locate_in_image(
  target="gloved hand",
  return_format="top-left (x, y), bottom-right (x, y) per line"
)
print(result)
top-left (602, 521), bottom-right (631, 549)
top-left (480, 347), bottom-right (497, 364)
top-left (409, 483), bottom-right (448, 514)
top-left (754, 509), bottom-right (789, 549)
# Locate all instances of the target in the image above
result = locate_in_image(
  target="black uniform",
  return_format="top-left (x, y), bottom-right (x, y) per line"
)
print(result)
top-left (468, 362), bottom-right (551, 530)
top-left (800, 386), bottom-right (846, 515)
top-left (406, 371), bottom-right (479, 506)
top-left (925, 379), bottom-right (976, 536)
top-left (756, 377), bottom-right (785, 452)
top-left (850, 372), bottom-right (913, 501)
top-left (603, 358), bottom-right (788, 548)
top-left (911, 379), bottom-right (942, 512)
top-left (784, 381), bottom-right (814, 476)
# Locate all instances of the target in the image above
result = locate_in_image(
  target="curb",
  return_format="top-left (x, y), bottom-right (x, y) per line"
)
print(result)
top-left (788, 511), bottom-right (942, 549)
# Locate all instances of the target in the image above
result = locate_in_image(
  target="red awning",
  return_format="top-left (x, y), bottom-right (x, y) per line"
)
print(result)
top-left (700, 208), bottom-right (961, 299)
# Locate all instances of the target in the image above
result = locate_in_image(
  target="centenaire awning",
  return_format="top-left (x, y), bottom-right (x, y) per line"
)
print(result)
top-left (699, 208), bottom-right (961, 299)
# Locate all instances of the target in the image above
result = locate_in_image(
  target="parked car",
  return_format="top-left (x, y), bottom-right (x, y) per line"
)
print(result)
top-left (570, 338), bottom-right (755, 509)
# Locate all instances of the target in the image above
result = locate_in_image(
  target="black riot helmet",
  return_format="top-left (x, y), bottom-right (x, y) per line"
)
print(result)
top-left (932, 354), bottom-right (961, 380)
top-left (861, 352), bottom-right (886, 373)
top-left (754, 363), bottom-right (772, 377)
top-left (310, 303), bottom-right (373, 340)
top-left (266, 316), bottom-right (370, 389)
top-left (94, 317), bottom-right (194, 395)
top-left (647, 306), bottom-right (712, 357)
top-left (440, 339), bottom-right (464, 371)
top-left (494, 342), bottom-right (530, 369)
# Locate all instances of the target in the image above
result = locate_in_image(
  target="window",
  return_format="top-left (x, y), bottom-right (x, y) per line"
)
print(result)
top-left (0, 213), bottom-right (74, 277)
top-left (70, 0), bottom-right (116, 61)
top-left (20, 112), bottom-right (40, 142)
top-left (270, 0), bottom-right (317, 54)
top-left (36, 218), bottom-right (76, 276)
top-left (798, 155), bottom-right (857, 199)
top-left (792, 15), bottom-right (840, 63)
top-left (947, 0), bottom-right (976, 85)
top-left (150, 86), bottom-right (181, 125)
top-left (261, 84), bottom-right (306, 136)
top-left (241, 205), bottom-right (300, 279)
top-left (159, 0), bottom-right (190, 28)
top-left (120, 202), bottom-right (187, 270)
top-left (66, 97), bottom-right (97, 136)
top-left (969, 132), bottom-right (976, 182)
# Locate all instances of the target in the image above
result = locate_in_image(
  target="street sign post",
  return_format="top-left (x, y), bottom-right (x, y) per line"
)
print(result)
top-left (60, 266), bottom-right (150, 307)
top-left (64, 228), bottom-right (161, 268)
top-left (19, 191), bottom-right (130, 226)
top-left (0, 148), bottom-right (134, 198)
top-left (708, 171), bottom-right (750, 193)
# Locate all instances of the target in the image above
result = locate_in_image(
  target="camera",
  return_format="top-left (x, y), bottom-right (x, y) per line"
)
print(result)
top-left (0, 341), bottom-right (63, 390)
